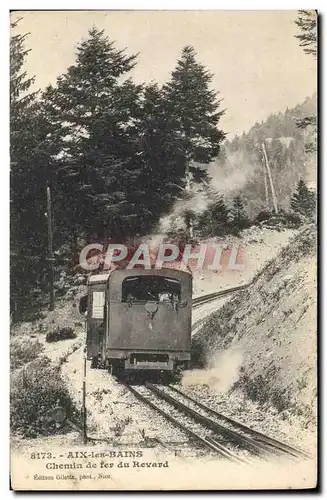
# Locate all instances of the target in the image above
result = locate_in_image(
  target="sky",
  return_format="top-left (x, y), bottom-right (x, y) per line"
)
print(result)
top-left (11, 10), bottom-right (317, 138)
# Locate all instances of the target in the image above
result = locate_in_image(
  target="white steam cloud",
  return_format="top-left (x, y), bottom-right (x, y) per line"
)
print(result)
top-left (209, 152), bottom-right (255, 195)
top-left (181, 347), bottom-right (243, 393)
top-left (157, 153), bottom-right (255, 234)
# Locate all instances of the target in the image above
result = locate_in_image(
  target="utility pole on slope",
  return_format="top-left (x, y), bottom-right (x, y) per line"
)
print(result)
top-left (46, 186), bottom-right (55, 311)
top-left (262, 141), bottom-right (279, 215)
top-left (185, 162), bottom-right (194, 239)
top-left (262, 149), bottom-right (270, 209)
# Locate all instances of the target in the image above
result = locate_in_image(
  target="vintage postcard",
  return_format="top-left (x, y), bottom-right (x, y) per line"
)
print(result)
top-left (10, 10), bottom-right (317, 491)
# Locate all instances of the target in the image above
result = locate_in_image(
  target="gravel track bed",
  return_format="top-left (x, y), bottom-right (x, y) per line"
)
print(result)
top-left (175, 383), bottom-right (314, 455)
top-left (61, 350), bottom-right (194, 448)
top-left (128, 385), bottom-right (213, 458)
top-left (160, 386), bottom-right (284, 454)
top-left (131, 385), bottom-right (251, 461)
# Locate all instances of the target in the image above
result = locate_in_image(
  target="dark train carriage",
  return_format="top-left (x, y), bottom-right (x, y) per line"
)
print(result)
top-left (85, 268), bottom-right (192, 374)
top-left (85, 273), bottom-right (110, 364)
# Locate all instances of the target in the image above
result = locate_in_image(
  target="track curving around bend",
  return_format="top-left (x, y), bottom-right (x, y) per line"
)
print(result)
top-left (192, 284), bottom-right (250, 309)
top-left (123, 382), bottom-right (310, 463)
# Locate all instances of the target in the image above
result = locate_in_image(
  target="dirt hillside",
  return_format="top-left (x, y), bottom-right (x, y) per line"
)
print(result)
top-left (194, 224), bottom-right (317, 435)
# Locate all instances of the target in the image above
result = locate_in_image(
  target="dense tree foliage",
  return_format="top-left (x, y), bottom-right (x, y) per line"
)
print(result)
top-left (10, 27), bottom-right (226, 318)
top-left (10, 19), bottom-right (57, 315)
top-left (41, 34), bottom-right (226, 244)
top-left (42, 27), bottom-right (142, 242)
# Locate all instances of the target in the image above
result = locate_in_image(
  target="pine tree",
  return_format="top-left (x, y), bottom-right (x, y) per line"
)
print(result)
top-left (295, 10), bottom-right (317, 58)
top-left (290, 179), bottom-right (316, 217)
top-left (10, 21), bottom-right (36, 113)
top-left (163, 46), bottom-right (225, 183)
top-left (196, 191), bottom-right (230, 237)
top-left (231, 195), bottom-right (248, 230)
top-left (42, 27), bottom-right (142, 241)
top-left (294, 11), bottom-right (317, 153)
top-left (10, 18), bottom-right (58, 317)
top-left (133, 83), bottom-right (189, 230)
top-left (210, 195), bottom-right (230, 235)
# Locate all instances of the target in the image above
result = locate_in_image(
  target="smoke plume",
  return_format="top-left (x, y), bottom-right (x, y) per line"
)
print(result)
top-left (181, 348), bottom-right (243, 393)
top-left (157, 154), bottom-right (255, 234)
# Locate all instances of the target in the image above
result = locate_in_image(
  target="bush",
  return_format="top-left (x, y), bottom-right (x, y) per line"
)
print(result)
top-left (10, 337), bottom-right (44, 370)
top-left (10, 356), bottom-right (79, 437)
top-left (233, 372), bottom-right (291, 413)
top-left (110, 416), bottom-right (133, 437)
top-left (274, 211), bottom-right (303, 228)
top-left (255, 210), bottom-right (273, 224)
top-left (255, 209), bottom-right (303, 229)
top-left (46, 326), bottom-right (76, 343)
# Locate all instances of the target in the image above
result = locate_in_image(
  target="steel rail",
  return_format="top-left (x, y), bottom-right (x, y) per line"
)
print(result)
top-left (123, 382), bottom-right (245, 464)
top-left (167, 385), bottom-right (310, 459)
top-left (192, 284), bottom-right (250, 309)
top-left (145, 383), bottom-right (266, 458)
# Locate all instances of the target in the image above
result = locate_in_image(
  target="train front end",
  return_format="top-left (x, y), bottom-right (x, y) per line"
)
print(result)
top-left (106, 268), bottom-right (192, 374)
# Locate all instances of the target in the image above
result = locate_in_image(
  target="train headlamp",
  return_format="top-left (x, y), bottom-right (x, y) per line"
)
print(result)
top-left (144, 301), bottom-right (158, 315)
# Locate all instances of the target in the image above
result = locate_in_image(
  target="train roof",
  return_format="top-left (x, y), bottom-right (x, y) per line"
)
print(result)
top-left (88, 273), bottom-right (111, 283)
top-left (87, 265), bottom-right (192, 284)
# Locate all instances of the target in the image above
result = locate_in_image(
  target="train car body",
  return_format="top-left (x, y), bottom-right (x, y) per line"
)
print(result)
top-left (85, 268), bottom-right (192, 374)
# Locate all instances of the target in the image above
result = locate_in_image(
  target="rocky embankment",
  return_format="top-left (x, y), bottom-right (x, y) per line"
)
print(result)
top-left (186, 225), bottom-right (316, 454)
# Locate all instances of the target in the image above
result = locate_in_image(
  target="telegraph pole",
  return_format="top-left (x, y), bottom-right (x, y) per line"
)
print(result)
top-left (262, 149), bottom-right (269, 208)
top-left (46, 186), bottom-right (55, 310)
top-left (185, 163), bottom-right (194, 239)
top-left (82, 347), bottom-right (87, 444)
top-left (262, 142), bottom-right (279, 215)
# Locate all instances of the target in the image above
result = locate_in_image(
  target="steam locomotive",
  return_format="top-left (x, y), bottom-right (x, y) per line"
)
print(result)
top-left (80, 268), bottom-right (192, 376)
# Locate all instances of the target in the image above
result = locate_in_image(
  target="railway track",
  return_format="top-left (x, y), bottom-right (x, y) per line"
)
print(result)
top-left (192, 284), bottom-right (250, 309)
top-left (166, 385), bottom-right (310, 459)
top-left (124, 382), bottom-right (309, 463)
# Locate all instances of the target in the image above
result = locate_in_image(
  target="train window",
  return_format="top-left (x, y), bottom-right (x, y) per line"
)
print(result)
top-left (92, 291), bottom-right (105, 318)
top-left (122, 276), bottom-right (181, 303)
